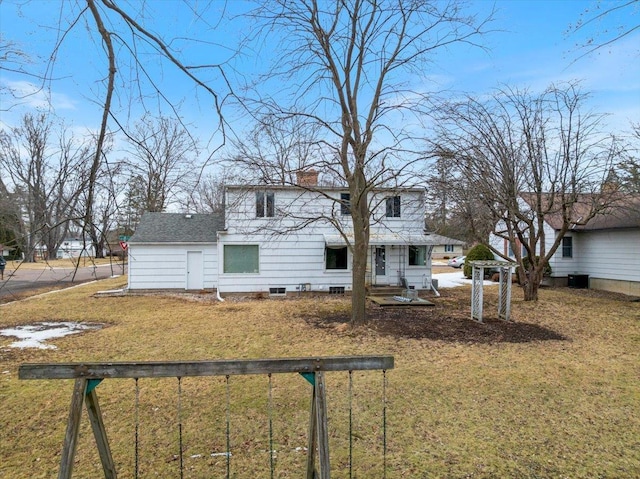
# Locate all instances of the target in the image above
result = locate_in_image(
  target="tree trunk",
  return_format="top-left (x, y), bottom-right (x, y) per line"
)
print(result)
top-left (522, 268), bottom-right (541, 301)
top-left (351, 222), bottom-right (368, 326)
top-left (350, 176), bottom-right (370, 326)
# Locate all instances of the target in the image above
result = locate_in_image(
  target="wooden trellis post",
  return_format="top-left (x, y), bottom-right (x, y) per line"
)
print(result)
top-left (19, 356), bottom-right (393, 479)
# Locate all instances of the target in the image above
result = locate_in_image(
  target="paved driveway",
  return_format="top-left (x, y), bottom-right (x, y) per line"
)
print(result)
top-left (0, 263), bottom-right (126, 303)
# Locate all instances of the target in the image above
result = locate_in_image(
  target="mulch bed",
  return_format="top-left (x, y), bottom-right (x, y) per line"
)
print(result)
top-left (305, 288), bottom-right (569, 344)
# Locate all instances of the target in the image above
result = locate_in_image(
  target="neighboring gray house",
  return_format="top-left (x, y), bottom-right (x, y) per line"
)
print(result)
top-left (128, 177), bottom-right (460, 295)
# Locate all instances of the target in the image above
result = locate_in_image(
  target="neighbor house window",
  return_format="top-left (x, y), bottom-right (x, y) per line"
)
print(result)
top-left (325, 246), bottom-right (348, 270)
top-left (444, 244), bottom-right (455, 253)
top-left (224, 245), bottom-right (259, 273)
top-left (409, 245), bottom-right (427, 266)
top-left (256, 191), bottom-right (275, 217)
top-left (562, 236), bottom-right (573, 258)
top-left (340, 193), bottom-right (351, 215)
top-left (385, 196), bottom-right (401, 217)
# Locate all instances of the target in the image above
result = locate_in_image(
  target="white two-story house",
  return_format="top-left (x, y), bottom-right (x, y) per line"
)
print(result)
top-left (128, 172), bottom-right (453, 295)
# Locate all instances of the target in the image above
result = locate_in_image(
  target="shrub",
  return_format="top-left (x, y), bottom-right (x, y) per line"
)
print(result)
top-left (521, 255), bottom-right (552, 277)
top-left (463, 243), bottom-right (494, 278)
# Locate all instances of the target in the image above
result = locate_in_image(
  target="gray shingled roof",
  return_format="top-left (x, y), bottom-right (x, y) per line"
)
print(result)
top-left (129, 213), bottom-right (224, 243)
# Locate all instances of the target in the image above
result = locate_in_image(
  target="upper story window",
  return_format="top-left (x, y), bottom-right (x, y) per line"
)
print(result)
top-left (256, 191), bottom-right (275, 218)
top-left (385, 196), bottom-right (401, 218)
top-left (340, 193), bottom-right (351, 215)
top-left (562, 236), bottom-right (573, 258)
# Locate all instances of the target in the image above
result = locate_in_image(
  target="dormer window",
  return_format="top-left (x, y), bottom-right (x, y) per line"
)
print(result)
top-left (385, 196), bottom-right (401, 217)
top-left (256, 191), bottom-right (275, 218)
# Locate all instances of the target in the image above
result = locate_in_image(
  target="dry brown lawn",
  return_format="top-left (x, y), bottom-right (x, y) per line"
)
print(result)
top-left (0, 277), bottom-right (639, 478)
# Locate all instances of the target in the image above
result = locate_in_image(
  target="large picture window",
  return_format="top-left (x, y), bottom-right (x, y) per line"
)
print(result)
top-left (224, 245), bottom-right (259, 273)
top-left (256, 191), bottom-right (275, 217)
top-left (325, 246), bottom-right (348, 270)
top-left (385, 196), bottom-right (401, 217)
top-left (562, 236), bottom-right (573, 258)
top-left (409, 245), bottom-right (427, 266)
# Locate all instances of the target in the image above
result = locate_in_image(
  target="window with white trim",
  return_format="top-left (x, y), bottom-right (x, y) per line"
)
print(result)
top-left (409, 245), bottom-right (427, 266)
top-left (340, 193), bottom-right (351, 215)
top-left (385, 196), bottom-right (401, 217)
top-left (444, 244), bottom-right (455, 253)
top-left (256, 191), bottom-right (275, 217)
top-left (325, 246), bottom-right (348, 270)
top-left (562, 236), bottom-right (573, 258)
top-left (224, 245), bottom-right (259, 273)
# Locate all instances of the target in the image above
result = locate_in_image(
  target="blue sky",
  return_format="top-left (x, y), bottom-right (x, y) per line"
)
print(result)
top-left (1, 0), bottom-right (638, 147)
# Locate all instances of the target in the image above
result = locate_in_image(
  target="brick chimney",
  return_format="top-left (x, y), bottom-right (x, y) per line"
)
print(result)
top-left (296, 169), bottom-right (319, 187)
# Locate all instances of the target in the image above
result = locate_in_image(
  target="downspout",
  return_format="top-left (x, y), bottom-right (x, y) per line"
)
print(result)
top-left (216, 229), bottom-right (225, 302)
top-left (427, 245), bottom-right (440, 297)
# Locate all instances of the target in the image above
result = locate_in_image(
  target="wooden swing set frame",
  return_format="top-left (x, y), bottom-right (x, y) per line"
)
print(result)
top-left (19, 355), bottom-right (393, 479)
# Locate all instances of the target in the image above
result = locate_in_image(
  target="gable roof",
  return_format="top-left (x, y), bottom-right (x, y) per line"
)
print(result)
top-left (520, 192), bottom-right (640, 231)
top-left (129, 213), bottom-right (224, 244)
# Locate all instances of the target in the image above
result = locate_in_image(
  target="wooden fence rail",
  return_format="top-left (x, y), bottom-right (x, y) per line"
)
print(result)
top-left (19, 355), bottom-right (394, 479)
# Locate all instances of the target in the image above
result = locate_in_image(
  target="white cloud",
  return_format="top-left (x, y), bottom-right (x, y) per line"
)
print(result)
top-left (1, 79), bottom-right (77, 111)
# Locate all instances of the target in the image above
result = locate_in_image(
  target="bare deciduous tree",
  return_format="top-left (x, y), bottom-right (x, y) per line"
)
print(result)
top-left (244, 0), bottom-right (492, 325)
top-left (617, 124), bottom-right (640, 193)
top-left (568, 0), bottom-right (640, 60)
top-left (0, 113), bottom-right (92, 261)
top-left (4, 1), bottom-right (232, 261)
top-left (433, 83), bottom-right (621, 301)
top-left (227, 114), bottom-right (322, 186)
top-left (123, 116), bottom-right (199, 213)
top-left (184, 171), bottom-right (238, 215)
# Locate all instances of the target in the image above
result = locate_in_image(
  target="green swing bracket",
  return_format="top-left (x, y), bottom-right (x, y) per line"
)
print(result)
top-left (299, 372), bottom-right (315, 386)
top-left (86, 378), bottom-right (103, 395)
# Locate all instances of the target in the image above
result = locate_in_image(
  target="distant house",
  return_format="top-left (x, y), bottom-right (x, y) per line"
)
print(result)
top-left (0, 243), bottom-right (15, 258)
top-left (128, 173), bottom-right (460, 295)
top-left (490, 193), bottom-right (640, 297)
top-left (56, 239), bottom-right (96, 259)
top-left (431, 240), bottom-right (465, 259)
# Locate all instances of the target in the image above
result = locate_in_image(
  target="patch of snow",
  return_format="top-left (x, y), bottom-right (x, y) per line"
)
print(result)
top-left (0, 322), bottom-right (103, 349)
top-left (432, 271), bottom-right (496, 289)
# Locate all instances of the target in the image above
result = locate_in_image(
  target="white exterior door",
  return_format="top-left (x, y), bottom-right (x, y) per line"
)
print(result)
top-left (186, 251), bottom-right (204, 290)
top-left (375, 246), bottom-right (388, 285)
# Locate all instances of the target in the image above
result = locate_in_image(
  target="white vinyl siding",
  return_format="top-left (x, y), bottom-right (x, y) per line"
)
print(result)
top-left (217, 233), bottom-right (353, 293)
top-left (216, 187), bottom-right (432, 293)
top-left (569, 230), bottom-right (639, 282)
top-left (128, 244), bottom-right (217, 290)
